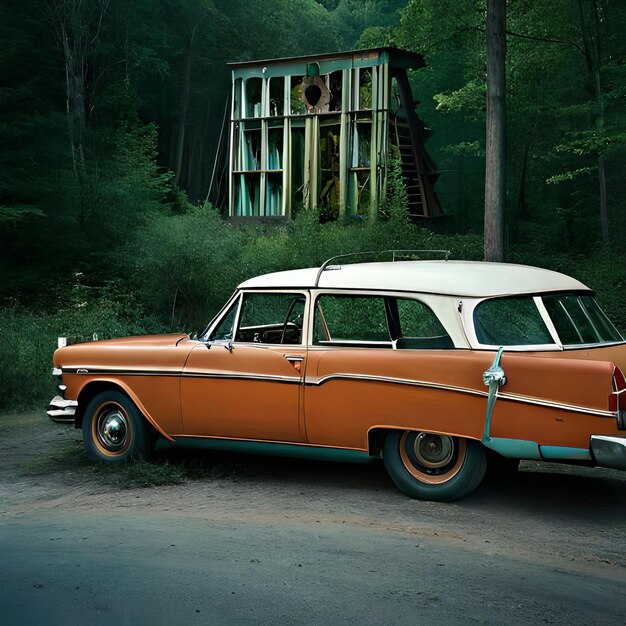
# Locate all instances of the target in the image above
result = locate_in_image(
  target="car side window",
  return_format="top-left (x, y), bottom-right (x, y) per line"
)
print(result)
top-left (542, 294), bottom-right (622, 345)
top-left (313, 294), bottom-right (452, 349)
top-left (395, 298), bottom-right (453, 349)
top-left (209, 299), bottom-right (239, 341)
top-left (314, 295), bottom-right (391, 345)
top-left (474, 297), bottom-right (553, 345)
top-left (235, 292), bottom-right (306, 344)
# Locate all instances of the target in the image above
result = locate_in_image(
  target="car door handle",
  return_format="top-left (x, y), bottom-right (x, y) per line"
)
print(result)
top-left (284, 355), bottom-right (304, 372)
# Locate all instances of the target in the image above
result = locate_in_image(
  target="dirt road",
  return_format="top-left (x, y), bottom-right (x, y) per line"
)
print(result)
top-left (1, 413), bottom-right (625, 624)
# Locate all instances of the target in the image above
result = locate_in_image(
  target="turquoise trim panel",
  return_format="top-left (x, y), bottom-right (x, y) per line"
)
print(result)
top-left (540, 446), bottom-right (591, 461)
top-left (484, 438), bottom-right (542, 460)
top-left (172, 437), bottom-right (376, 464)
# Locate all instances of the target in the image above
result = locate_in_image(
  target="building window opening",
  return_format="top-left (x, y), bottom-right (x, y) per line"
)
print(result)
top-left (246, 78), bottom-right (262, 118)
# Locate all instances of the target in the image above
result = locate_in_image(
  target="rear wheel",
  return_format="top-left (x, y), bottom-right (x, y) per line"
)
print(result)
top-left (383, 430), bottom-right (486, 502)
top-left (82, 390), bottom-right (154, 463)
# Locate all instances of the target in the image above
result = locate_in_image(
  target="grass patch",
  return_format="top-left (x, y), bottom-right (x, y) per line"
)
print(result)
top-left (0, 412), bottom-right (48, 432)
top-left (19, 441), bottom-right (239, 489)
top-left (19, 439), bottom-right (88, 475)
top-left (89, 458), bottom-right (186, 489)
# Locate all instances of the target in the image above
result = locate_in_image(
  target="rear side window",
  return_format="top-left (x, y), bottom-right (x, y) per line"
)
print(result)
top-left (314, 294), bottom-right (452, 348)
top-left (395, 298), bottom-right (453, 349)
top-left (543, 295), bottom-right (622, 345)
top-left (474, 297), bottom-right (553, 346)
top-left (397, 299), bottom-right (448, 338)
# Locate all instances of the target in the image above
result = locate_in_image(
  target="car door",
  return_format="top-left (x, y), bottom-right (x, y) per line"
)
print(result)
top-left (304, 292), bottom-right (477, 449)
top-left (180, 291), bottom-right (308, 442)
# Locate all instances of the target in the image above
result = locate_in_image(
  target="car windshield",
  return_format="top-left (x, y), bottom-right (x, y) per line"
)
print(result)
top-left (473, 294), bottom-right (623, 347)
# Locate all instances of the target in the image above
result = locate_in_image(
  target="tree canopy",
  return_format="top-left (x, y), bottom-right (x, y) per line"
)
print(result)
top-left (1, 0), bottom-right (625, 303)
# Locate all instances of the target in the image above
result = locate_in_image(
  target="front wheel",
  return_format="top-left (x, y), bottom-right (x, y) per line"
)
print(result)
top-left (82, 390), bottom-right (154, 463)
top-left (383, 431), bottom-right (486, 502)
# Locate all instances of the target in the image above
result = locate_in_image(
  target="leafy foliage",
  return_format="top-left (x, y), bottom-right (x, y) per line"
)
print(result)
top-left (0, 282), bottom-right (165, 411)
top-left (1, 0), bottom-right (626, 412)
top-left (133, 203), bottom-right (483, 330)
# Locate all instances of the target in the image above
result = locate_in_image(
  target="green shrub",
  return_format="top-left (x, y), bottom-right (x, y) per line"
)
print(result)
top-left (132, 203), bottom-right (483, 330)
top-left (0, 282), bottom-right (166, 412)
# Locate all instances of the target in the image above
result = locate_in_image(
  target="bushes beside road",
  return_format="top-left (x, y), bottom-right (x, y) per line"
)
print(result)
top-left (2, 204), bottom-right (625, 413)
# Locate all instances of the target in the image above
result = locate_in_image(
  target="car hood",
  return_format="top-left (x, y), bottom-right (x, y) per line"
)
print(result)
top-left (53, 333), bottom-right (193, 368)
top-left (80, 333), bottom-right (190, 348)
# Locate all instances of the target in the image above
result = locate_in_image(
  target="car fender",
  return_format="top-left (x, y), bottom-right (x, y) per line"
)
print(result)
top-left (76, 377), bottom-right (175, 442)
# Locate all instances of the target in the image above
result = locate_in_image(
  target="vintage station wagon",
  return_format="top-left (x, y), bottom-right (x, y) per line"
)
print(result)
top-left (49, 255), bottom-right (626, 501)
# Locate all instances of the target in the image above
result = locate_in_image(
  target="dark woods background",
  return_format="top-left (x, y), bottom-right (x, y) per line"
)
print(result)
top-left (1, 0), bottom-right (625, 409)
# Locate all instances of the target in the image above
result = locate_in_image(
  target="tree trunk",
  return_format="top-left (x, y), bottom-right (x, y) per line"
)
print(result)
top-left (484, 0), bottom-right (507, 262)
top-left (174, 24), bottom-right (198, 187)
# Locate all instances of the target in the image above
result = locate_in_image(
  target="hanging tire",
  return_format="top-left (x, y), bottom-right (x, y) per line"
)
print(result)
top-left (383, 430), bottom-right (486, 502)
top-left (82, 390), bottom-right (155, 463)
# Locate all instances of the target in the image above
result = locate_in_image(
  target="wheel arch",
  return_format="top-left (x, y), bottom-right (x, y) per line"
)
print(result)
top-left (367, 425), bottom-right (482, 457)
top-left (75, 379), bottom-right (174, 441)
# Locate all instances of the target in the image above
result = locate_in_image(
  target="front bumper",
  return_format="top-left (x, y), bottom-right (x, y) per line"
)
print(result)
top-left (47, 395), bottom-right (78, 423)
top-left (591, 435), bottom-right (626, 471)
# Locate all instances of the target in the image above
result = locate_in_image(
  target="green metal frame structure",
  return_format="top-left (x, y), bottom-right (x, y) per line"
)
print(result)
top-left (228, 48), bottom-right (442, 220)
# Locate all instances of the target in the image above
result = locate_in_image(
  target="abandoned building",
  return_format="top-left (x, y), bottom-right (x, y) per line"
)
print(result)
top-left (227, 47), bottom-right (442, 220)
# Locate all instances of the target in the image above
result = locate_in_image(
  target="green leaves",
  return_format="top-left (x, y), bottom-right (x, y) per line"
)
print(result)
top-left (0, 205), bottom-right (45, 224)
top-left (546, 167), bottom-right (596, 185)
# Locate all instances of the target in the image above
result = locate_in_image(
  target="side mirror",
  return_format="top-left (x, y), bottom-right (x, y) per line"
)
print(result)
top-left (205, 339), bottom-right (234, 352)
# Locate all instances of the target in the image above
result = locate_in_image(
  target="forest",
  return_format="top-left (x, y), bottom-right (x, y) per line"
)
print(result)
top-left (1, 0), bottom-right (625, 410)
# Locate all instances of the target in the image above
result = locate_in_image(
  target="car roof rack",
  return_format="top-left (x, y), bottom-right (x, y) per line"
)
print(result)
top-left (314, 249), bottom-right (451, 287)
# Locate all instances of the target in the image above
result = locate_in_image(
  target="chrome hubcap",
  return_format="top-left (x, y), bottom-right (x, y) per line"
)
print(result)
top-left (413, 433), bottom-right (454, 469)
top-left (97, 409), bottom-right (128, 451)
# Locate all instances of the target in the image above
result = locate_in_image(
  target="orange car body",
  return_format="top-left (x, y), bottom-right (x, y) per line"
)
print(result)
top-left (49, 259), bottom-right (626, 498)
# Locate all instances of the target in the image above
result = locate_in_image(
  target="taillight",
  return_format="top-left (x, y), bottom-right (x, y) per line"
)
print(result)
top-left (609, 366), bottom-right (626, 429)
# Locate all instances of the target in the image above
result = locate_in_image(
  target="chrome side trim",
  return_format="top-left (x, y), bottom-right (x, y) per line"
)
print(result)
top-left (306, 373), bottom-right (489, 398)
top-left (497, 391), bottom-right (614, 418)
top-left (61, 366), bottom-right (300, 385)
top-left (591, 434), bottom-right (626, 471)
top-left (306, 372), bottom-right (614, 418)
top-left (183, 372), bottom-right (301, 384)
top-left (563, 341), bottom-right (626, 350)
top-left (62, 366), bottom-right (179, 376)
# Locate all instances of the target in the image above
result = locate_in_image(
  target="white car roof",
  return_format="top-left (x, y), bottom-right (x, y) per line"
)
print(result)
top-left (238, 260), bottom-right (590, 297)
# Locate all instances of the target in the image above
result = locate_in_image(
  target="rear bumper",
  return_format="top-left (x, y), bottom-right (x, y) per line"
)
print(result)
top-left (47, 395), bottom-right (78, 423)
top-left (591, 435), bottom-right (626, 471)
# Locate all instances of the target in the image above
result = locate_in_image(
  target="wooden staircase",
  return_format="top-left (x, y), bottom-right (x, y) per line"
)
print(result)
top-left (390, 69), bottom-right (443, 219)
